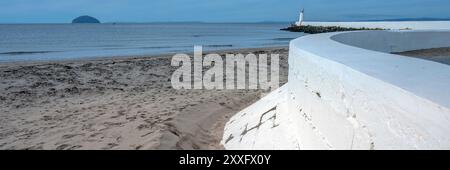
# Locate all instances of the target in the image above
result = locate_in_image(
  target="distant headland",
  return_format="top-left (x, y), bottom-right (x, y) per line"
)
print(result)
top-left (72, 15), bottom-right (101, 24)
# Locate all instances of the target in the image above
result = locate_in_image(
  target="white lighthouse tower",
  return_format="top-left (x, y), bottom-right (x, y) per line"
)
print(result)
top-left (295, 8), bottom-right (304, 26)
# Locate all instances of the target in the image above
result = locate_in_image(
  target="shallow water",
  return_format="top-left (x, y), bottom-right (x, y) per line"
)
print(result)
top-left (0, 23), bottom-right (303, 62)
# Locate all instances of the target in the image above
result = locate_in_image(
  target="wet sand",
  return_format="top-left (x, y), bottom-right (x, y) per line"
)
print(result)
top-left (0, 47), bottom-right (289, 150)
top-left (395, 47), bottom-right (450, 65)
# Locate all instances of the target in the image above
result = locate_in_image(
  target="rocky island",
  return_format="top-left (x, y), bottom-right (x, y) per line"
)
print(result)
top-left (72, 15), bottom-right (101, 24)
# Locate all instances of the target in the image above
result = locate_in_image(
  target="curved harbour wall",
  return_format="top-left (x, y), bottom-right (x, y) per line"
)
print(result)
top-left (221, 30), bottom-right (450, 150)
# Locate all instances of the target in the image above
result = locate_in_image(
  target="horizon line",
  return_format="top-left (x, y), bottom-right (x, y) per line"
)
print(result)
top-left (1, 17), bottom-right (450, 24)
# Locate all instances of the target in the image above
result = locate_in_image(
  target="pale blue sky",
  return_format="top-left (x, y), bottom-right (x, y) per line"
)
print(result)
top-left (0, 0), bottom-right (449, 23)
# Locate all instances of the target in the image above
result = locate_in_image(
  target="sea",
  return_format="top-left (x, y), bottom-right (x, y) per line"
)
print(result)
top-left (0, 23), bottom-right (304, 62)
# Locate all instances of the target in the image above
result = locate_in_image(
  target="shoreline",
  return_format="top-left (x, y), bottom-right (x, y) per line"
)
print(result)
top-left (0, 46), bottom-right (289, 150)
top-left (0, 46), bottom-right (288, 66)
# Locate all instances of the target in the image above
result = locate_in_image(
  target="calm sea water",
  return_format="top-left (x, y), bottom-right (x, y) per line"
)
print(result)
top-left (0, 23), bottom-right (304, 62)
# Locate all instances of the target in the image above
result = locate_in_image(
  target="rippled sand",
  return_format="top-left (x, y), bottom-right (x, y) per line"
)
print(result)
top-left (0, 47), bottom-right (289, 150)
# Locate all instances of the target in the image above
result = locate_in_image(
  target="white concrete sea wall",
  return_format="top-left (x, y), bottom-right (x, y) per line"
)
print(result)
top-left (221, 30), bottom-right (450, 150)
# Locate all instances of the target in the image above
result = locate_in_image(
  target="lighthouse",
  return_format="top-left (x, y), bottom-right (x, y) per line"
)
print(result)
top-left (295, 8), bottom-right (304, 26)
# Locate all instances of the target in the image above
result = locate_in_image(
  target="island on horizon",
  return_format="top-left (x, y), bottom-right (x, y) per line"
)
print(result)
top-left (72, 15), bottom-right (101, 24)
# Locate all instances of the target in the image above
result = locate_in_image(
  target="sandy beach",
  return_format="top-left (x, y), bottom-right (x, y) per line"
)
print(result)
top-left (3, 44), bottom-right (447, 150)
top-left (395, 47), bottom-right (450, 65)
top-left (0, 47), bottom-right (289, 150)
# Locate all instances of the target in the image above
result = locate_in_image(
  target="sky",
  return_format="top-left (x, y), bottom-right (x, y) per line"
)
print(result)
top-left (0, 0), bottom-right (449, 23)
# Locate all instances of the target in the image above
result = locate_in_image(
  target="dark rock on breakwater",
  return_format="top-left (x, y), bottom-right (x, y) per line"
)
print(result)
top-left (281, 25), bottom-right (384, 34)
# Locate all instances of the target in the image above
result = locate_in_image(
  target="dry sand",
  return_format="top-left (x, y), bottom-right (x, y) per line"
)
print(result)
top-left (0, 47), bottom-right (289, 150)
top-left (395, 47), bottom-right (450, 65)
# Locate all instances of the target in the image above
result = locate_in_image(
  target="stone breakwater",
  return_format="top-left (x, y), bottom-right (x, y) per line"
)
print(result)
top-left (281, 25), bottom-right (383, 34)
